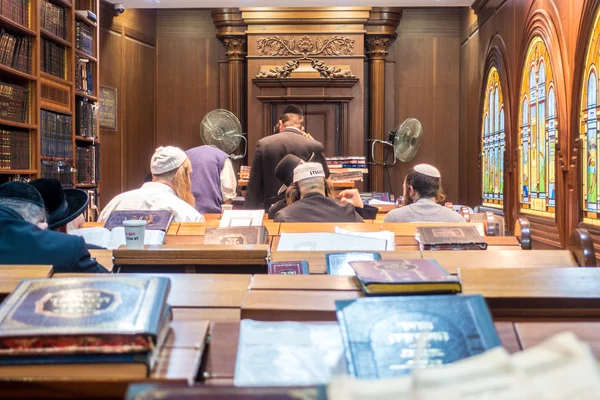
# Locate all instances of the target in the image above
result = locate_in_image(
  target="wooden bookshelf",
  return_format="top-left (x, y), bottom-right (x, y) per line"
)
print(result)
top-left (0, 14), bottom-right (36, 36)
top-left (40, 28), bottom-right (72, 48)
top-left (75, 91), bottom-right (97, 101)
top-left (0, 63), bottom-right (37, 81)
top-left (0, 169), bottom-right (37, 175)
top-left (75, 135), bottom-right (96, 144)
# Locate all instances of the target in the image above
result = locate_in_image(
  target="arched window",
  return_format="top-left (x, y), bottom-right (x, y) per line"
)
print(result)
top-left (518, 37), bottom-right (557, 216)
top-left (481, 67), bottom-right (505, 208)
top-left (580, 9), bottom-right (600, 224)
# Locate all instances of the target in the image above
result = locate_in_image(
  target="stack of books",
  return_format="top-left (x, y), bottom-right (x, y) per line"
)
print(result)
top-left (75, 145), bottom-right (97, 184)
top-left (0, 276), bottom-right (173, 379)
top-left (0, 30), bottom-right (32, 73)
top-left (326, 156), bottom-right (367, 169)
top-left (75, 97), bottom-right (97, 138)
top-left (0, 0), bottom-right (30, 28)
top-left (41, 38), bottom-right (66, 79)
top-left (75, 21), bottom-right (93, 56)
top-left (0, 81), bottom-right (28, 123)
top-left (40, 0), bottom-right (68, 39)
top-left (75, 55), bottom-right (93, 94)
top-left (0, 129), bottom-right (29, 169)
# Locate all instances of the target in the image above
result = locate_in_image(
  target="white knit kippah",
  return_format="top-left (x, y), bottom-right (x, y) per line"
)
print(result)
top-left (293, 162), bottom-right (325, 183)
top-left (150, 146), bottom-right (187, 175)
top-left (414, 164), bottom-right (441, 178)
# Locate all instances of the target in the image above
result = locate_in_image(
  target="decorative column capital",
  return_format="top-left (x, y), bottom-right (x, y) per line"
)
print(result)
top-left (222, 36), bottom-right (247, 61)
top-left (365, 35), bottom-right (393, 60)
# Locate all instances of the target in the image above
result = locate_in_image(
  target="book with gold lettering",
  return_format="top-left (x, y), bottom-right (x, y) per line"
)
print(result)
top-left (349, 259), bottom-right (461, 295)
top-left (125, 384), bottom-right (327, 400)
top-left (0, 277), bottom-right (172, 379)
top-left (203, 226), bottom-right (269, 245)
top-left (335, 295), bottom-right (500, 379)
top-left (416, 226), bottom-right (487, 250)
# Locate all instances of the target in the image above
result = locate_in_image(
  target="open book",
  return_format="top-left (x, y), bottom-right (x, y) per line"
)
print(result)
top-left (334, 226), bottom-right (395, 251)
top-left (70, 227), bottom-right (166, 250)
top-left (277, 232), bottom-right (388, 252)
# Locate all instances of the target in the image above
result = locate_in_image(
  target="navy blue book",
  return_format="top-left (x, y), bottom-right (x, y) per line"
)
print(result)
top-left (326, 252), bottom-right (382, 276)
top-left (125, 384), bottom-right (327, 400)
top-left (335, 294), bottom-right (501, 379)
top-left (0, 277), bottom-right (172, 379)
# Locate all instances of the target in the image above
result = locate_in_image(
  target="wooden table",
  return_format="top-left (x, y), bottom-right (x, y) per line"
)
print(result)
top-left (0, 265), bottom-right (54, 300)
top-left (249, 274), bottom-right (360, 291)
top-left (514, 322), bottom-right (600, 358)
top-left (89, 249), bottom-right (114, 272)
top-left (460, 267), bottom-right (600, 319)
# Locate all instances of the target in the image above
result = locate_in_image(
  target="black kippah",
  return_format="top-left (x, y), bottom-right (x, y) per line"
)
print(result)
top-left (0, 181), bottom-right (45, 207)
top-left (282, 104), bottom-right (303, 117)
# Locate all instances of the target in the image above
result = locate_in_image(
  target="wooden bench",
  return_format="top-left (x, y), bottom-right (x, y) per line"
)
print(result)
top-left (0, 265), bottom-right (54, 301)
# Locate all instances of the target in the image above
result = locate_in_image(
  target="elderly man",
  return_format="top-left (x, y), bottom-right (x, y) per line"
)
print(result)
top-left (384, 164), bottom-right (466, 223)
top-left (0, 181), bottom-right (107, 273)
top-left (274, 162), bottom-right (371, 222)
top-left (245, 105), bottom-right (329, 211)
top-left (99, 146), bottom-right (205, 222)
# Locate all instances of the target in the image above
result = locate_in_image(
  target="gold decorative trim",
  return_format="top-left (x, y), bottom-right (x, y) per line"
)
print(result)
top-left (257, 35), bottom-right (354, 57)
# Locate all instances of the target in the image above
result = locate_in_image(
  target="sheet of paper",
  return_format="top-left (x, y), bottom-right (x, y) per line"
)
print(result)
top-left (277, 232), bottom-right (388, 252)
top-left (220, 210), bottom-right (265, 227)
top-left (70, 227), bottom-right (111, 249)
top-left (334, 226), bottom-right (395, 251)
top-left (108, 228), bottom-right (166, 250)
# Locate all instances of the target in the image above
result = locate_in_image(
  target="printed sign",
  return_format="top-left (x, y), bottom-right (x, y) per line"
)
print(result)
top-left (99, 86), bottom-right (117, 130)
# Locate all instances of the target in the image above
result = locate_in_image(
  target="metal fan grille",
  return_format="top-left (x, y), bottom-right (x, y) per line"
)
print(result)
top-left (393, 118), bottom-right (422, 162)
top-left (200, 109), bottom-right (243, 154)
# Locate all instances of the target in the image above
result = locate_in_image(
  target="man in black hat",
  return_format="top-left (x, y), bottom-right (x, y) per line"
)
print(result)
top-left (244, 104), bottom-right (329, 211)
top-left (0, 181), bottom-right (107, 273)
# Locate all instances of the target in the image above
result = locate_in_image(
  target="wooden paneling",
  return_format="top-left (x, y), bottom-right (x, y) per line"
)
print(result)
top-left (384, 9), bottom-right (461, 201)
top-left (155, 10), bottom-right (225, 151)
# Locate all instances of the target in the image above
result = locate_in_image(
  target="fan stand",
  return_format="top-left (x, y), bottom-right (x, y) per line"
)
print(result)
top-left (229, 134), bottom-right (248, 160)
top-left (368, 138), bottom-right (397, 166)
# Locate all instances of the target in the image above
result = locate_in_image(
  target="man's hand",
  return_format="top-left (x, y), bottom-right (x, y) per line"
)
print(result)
top-left (338, 189), bottom-right (364, 208)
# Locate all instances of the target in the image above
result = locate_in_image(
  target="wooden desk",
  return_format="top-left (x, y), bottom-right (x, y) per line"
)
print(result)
top-left (89, 249), bottom-right (114, 272)
top-left (278, 222), bottom-right (381, 234)
top-left (249, 274), bottom-right (360, 291)
top-left (495, 322), bottom-right (521, 354)
top-left (514, 322), bottom-right (600, 358)
top-left (460, 267), bottom-right (600, 319)
top-left (202, 322), bottom-right (240, 380)
top-left (0, 265), bottom-right (54, 300)
top-left (241, 290), bottom-right (362, 321)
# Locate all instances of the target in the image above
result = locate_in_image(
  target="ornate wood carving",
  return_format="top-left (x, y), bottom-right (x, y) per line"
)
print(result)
top-left (256, 35), bottom-right (354, 57)
top-left (223, 37), bottom-right (247, 61)
top-left (365, 36), bottom-right (391, 60)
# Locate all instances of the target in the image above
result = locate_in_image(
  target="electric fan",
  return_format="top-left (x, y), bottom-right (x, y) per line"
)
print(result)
top-left (200, 109), bottom-right (247, 160)
top-left (370, 118), bottom-right (423, 165)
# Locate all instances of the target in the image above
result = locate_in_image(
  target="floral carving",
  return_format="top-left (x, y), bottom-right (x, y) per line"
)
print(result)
top-left (311, 59), bottom-right (355, 78)
top-left (222, 37), bottom-right (247, 61)
top-left (365, 36), bottom-right (392, 60)
top-left (256, 59), bottom-right (300, 78)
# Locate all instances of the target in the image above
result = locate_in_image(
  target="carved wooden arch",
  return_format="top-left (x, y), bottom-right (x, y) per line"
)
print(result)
top-left (516, 5), bottom-right (570, 246)
top-left (478, 34), bottom-right (515, 230)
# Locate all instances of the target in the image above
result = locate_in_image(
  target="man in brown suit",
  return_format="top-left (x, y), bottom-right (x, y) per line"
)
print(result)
top-left (244, 105), bottom-right (329, 211)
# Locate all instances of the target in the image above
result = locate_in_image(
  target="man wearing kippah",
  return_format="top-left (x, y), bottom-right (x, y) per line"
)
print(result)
top-left (384, 164), bottom-right (466, 223)
top-left (99, 146), bottom-right (205, 222)
top-left (274, 162), bottom-right (370, 222)
top-left (244, 104), bottom-right (329, 211)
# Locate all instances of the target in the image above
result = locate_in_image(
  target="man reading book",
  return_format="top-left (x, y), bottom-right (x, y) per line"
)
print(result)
top-left (384, 164), bottom-right (466, 223)
top-left (0, 181), bottom-right (107, 273)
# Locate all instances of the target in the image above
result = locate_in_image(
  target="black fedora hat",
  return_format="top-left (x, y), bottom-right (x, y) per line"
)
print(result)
top-left (30, 178), bottom-right (88, 230)
top-left (275, 154), bottom-right (305, 196)
top-left (0, 181), bottom-right (45, 207)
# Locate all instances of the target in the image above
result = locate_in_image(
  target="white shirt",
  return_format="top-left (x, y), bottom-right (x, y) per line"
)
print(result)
top-left (98, 182), bottom-right (205, 223)
top-left (220, 158), bottom-right (237, 202)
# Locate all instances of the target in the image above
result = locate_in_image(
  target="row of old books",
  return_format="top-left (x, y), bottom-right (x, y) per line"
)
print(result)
top-left (326, 156), bottom-right (367, 169)
top-left (0, 276), bottom-right (173, 379)
top-left (0, 129), bottom-right (28, 169)
top-left (75, 55), bottom-right (93, 94)
top-left (41, 109), bottom-right (72, 158)
top-left (0, 0), bottom-right (30, 28)
top-left (40, 0), bottom-right (67, 39)
top-left (41, 38), bottom-right (66, 79)
top-left (0, 80), bottom-right (27, 123)
top-left (75, 21), bottom-right (92, 56)
top-left (75, 97), bottom-right (97, 138)
top-left (0, 30), bottom-right (32, 73)
top-left (40, 159), bottom-right (72, 185)
top-left (75, 144), bottom-right (98, 184)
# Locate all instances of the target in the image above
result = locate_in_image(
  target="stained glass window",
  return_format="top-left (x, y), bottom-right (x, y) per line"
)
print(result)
top-left (581, 10), bottom-right (600, 225)
top-left (518, 37), bottom-right (557, 216)
top-left (481, 67), bottom-right (505, 208)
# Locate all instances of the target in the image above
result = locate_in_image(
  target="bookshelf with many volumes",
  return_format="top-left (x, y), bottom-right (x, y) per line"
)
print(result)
top-left (0, 0), bottom-right (100, 212)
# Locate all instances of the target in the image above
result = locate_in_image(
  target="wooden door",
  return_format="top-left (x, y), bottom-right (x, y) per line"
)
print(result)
top-left (271, 103), bottom-right (341, 156)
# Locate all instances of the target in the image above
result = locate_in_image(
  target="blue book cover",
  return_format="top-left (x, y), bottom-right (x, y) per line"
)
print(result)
top-left (125, 384), bottom-right (327, 400)
top-left (104, 210), bottom-right (174, 231)
top-left (326, 252), bottom-right (382, 276)
top-left (335, 294), bottom-right (501, 379)
top-left (0, 277), bottom-right (170, 340)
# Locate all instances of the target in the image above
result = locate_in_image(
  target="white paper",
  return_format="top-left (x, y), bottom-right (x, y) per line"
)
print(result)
top-left (368, 199), bottom-right (395, 205)
top-left (334, 226), bottom-right (395, 251)
top-left (70, 227), bottom-right (165, 250)
top-left (220, 210), bottom-right (265, 227)
top-left (70, 227), bottom-right (111, 249)
top-left (277, 232), bottom-right (388, 252)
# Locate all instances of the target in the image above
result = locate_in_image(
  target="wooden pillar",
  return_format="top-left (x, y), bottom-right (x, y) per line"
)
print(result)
top-left (366, 35), bottom-right (393, 192)
top-left (222, 37), bottom-right (247, 129)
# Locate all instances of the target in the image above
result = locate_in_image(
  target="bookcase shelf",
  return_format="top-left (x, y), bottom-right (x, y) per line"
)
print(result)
top-left (41, 28), bottom-right (72, 48)
top-left (75, 91), bottom-right (97, 101)
top-left (40, 71), bottom-right (73, 87)
top-left (47, 0), bottom-right (73, 8)
top-left (75, 12), bottom-right (96, 28)
top-left (75, 183), bottom-right (97, 188)
top-left (0, 63), bottom-right (37, 81)
top-left (0, 15), bottom-right (36, 36)
top-left (0, 169), bottom-right (37, 175)
top-left (75, 49), bottom-right (96, 62)
top-left (0, 118), bottom-right (36, 130)
top-left (41, 104), bottom-right (73, 116)
top-left (75, 135), bottom-right (97, 144)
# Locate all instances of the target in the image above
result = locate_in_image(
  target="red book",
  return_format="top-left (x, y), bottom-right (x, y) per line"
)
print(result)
top-left (267, 261), bottom-right (309, 275)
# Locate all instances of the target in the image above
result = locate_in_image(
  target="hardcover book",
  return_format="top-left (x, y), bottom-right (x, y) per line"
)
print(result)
top-left (335, 295), bottom-right (501, 379)
top-left (349, 259), bottom-right (461, 295)
top-left (203, 226), bottom-right (269, 245)
top-left (104, 210), bottom-right (174, 231)
top-left (325, 252), bottom-right (382, 276)
top-left (267, 261), bottom-right (309, 275)
top-left (416, 226), bottom-right (487, 250)
top-left (125, 384), bottom-right (326, 400)
top-left (0, 277), bottom-right (172, 378)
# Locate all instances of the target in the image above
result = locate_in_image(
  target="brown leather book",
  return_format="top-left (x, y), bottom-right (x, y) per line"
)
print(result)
top-left (417, 225), bottom-right (487, 250)
top-left (203, 226), bottom-right (269, 245)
